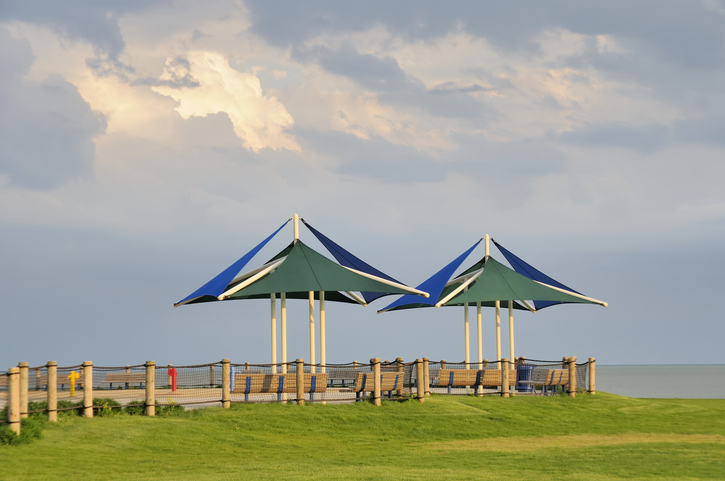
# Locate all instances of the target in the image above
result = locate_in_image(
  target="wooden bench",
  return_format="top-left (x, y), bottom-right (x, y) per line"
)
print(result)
top-left (105, 372), bottom-right (146, 390)
top-left (517, 368), bottom-right (569, 395)
top-left (36, 374), bottom-right (85, 391)
top-left (353, 372), bottom-right (403, 400)
top-left (0, 375), bottom-right (7, 388)
top-left (439, 369), bottom-right (518, 393)
top-left (232, 372), bottom-right (327, 402)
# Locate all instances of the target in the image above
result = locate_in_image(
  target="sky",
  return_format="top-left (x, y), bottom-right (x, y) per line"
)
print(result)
top-left (1, 1), bottom-right (724, 370)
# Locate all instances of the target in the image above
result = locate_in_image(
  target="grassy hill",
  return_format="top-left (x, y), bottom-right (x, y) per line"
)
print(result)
top-left (1, 393), bottom-right (724, 480)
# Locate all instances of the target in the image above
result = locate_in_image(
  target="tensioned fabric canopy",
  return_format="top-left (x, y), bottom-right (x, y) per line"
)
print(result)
top-left (227, 239), bottom-right (421, 299)
top-left (445, 256), bottom-right (600, 306)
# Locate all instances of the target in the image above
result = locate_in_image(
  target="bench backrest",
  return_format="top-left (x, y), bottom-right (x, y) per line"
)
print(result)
top-left (545, 369), bottom-right (569, 386)
top-left (36, 375), bottom-right (84, 387)
top-left (105, 373), bottom-right (146, 383)
top-left (353, 372), bottom-right (403, 392)
top-left (233, 373), bottom-right (328, 394)
top-left (439, 369), bottom-right (517, 387)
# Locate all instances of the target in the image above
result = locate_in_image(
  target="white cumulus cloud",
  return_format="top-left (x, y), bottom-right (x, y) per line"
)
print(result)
top-left (153, 52), bottom-right (300, 152)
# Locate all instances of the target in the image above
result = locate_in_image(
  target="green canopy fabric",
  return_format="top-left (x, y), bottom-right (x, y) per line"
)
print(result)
top-left (448, 256), bottom-right (597, 306)
top-left (228, 240), bottom-right (416, 299)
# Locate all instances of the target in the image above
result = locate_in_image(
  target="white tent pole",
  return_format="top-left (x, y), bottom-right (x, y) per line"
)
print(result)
top-left (532, 281), bottom-right (608, 307)
top-left (495, 300), bottom-right (501, 361)
top-left (320, 291), bottom-right (326, 374)
top-left (309, 291), bottom-right (316, 374)
top-left (508, 301), bottom-right (515, 363)
top-left (344, 291), bottom-right (368, 306)
top-left (484, 234), bottom-right (490, 257)
top-left (477, 302), bottom-right (483, 370)
top-left (341, 267), bottom-right (430, 298)
top-left (271, 293), bottom-right (277, 374)
top-left (293, 214), bottom-right (299, 241)
top-left (218, 258), bottom-right (285, 299)
top-left (281, 293), bottom-right (287, 374)
top-left (436, 269), bottom-right (483, 307)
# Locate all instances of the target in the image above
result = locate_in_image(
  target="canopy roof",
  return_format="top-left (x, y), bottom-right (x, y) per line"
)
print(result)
top-left (227, 240), bottom-right (422, 300)
top-left (447, 256), bottom-right (599, 306)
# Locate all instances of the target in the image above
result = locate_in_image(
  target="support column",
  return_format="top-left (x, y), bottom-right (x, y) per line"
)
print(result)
top-left (477, 302), bottom-right (483, 370)
top-left (464, 300), bottom-right (470, 368)
top-left (145, 361), bottom-right (155, 416)
top-left (222, 359), bottom-right (230, 408)
top-left (18, 362), bottom-right (28, 419)
top-left (508, 302), bottom-right (515, 364)
top-left (320, 291), bottom-right (326, 374)
top-left (371, 358), bottom-right (381, 406)
top-left (588, 358), bottom-right (596, 395)
top-left (83, 361), bottom-right (93, 418)
top-left (296, 359), bottom-right (304, 405)
top-left (47, 362), bottom-right (57, 422)
top-left (415, 359), bottom-right (425, 403)
top-left (271, 293), bottom-right (277, 374)
top-left (281, 293), bottom-right (287, 374)
top-left (501, 358), bottom-right (509, 398)
top-left (495, 301), bottom-right (501, 361)
top-left (8, 368), bottom-right (20, 435)
top-left (309, 291), bottom-right (316, 374)
top-left (568, 356), bottom-right (577, 398)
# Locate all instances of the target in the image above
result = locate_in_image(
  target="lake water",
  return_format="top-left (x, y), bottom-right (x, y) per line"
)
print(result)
top-left (597, 365), bottom-right (725, 398)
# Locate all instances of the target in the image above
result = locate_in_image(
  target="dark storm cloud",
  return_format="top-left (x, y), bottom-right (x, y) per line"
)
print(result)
top-left (0, 28), bottom-right (106, 190)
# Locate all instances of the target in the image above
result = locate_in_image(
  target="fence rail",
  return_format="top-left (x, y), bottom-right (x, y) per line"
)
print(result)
top-left (2, 356), bottom-right (594, 434)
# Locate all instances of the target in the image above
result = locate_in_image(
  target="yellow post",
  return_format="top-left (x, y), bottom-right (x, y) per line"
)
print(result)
top-left (588, 358), bottom-right (596, 395)
top-left (18, 362), bottom-right (28, 419)
top-left (210, 364), bottom-right (215, 387)
top-left (47, 361), bottom-right (57, 422)
top-left (415, 359), bottom-right (425, 403)
top-left (222, 359), bottom-right (230, 408)
top-left (8, 368), bottom-right (20, 435)
top-left (396, 357), bottom-right (404, 397)
top-left (145, 361), bottom-right (155, 416)
top-left (69, 371), bottom-right (80, 397)
top-left (501, 359), bottom-right (510, 398)
top-left (83, 361), bottom-right (93, 418)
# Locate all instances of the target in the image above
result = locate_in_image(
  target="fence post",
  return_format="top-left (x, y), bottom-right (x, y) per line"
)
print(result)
top-left (423, 358), bottom-right (430, 396)
top-left (441, 359), bottom-right (446, 370)
top-left (296, 359), bottom-right (304, 406)
top-left (568, 356), bottom-right (577, 398)
top-left (210, 364), bottom-right (215, 388)
top-left (8, 368), bottom-right (20, 435)
top-left (145, 361), bottom-right (155, 416)
top-left (588, 358), bottom-right (596, 395)
top-left (222, 359), bottom-right (230, 408)
top-left (83, 361), bottom-right (93, 418)
top-left (415, 359), bottom-right (425, 403)
top-left (47, 361), bottom-right (57, 422)
top-left (483, 359), bottom-right (488, 369)
top-left (501, 359), bottom-right (509, 397)
top-left (18, 362), bottom-right (28, 419)
top-left (395, 357), bottom-right (404, 397)
top-left (371, 358), bottom-right (381, 406)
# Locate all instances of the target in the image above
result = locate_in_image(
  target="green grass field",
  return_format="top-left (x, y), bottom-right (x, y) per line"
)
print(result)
top-left (1, 393), bottom-right (724, 480)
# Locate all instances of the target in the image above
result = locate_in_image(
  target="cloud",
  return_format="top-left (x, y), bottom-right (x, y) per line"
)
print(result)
top-left (555, 122), bottom-right (670, 154)
top-left (152, 52), bottom-right (300, 152)
top-left (0, 28), bottom-right (106, 190)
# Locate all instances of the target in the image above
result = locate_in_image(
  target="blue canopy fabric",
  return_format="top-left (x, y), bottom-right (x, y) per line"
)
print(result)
top-left (378, 239), bottom-right (482, 313)
top-left (492, 239), bottom-right (582, 310)
top-left (302, 219), bottom-right (403, 303)
top-left (174, 220), bottom-right (289, 306)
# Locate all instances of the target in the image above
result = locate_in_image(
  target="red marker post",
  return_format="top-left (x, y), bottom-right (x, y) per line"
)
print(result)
top-left (168, 366), bottom-right (177, 392)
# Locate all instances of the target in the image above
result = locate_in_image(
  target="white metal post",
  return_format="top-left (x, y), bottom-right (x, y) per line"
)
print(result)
top-left (320, 291), bottom-right (326, 374)
top-left (281, 293), bottom-right (287, 374)
top-left (477, 302), bottom-right (483, 370)
top-left (464, 301), bottom-right (470, 369)
top-left (309, 291), bottom-right (316, 373)
top-left (508, 301), bottom-right (515, 363)
top-left (271, 293), bottom-right (277, 374)
top-left (293, 214), bottom-right (299, 241)
top-left (484, 234), bottom-right (490, 257)
top-left (495, 300), bottom-right (501, 361)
